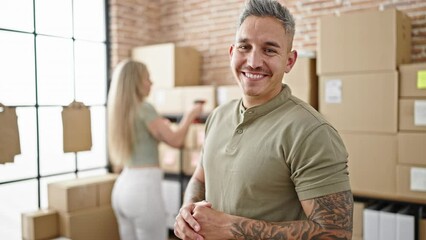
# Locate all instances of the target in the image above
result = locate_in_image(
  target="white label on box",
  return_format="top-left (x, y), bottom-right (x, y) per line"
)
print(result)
top-left (410, 167), bottom-right (426, 192)
top-left (325, 79), bottom-right (342, 104)
top-left (414, 100), bottom-right (426, 126)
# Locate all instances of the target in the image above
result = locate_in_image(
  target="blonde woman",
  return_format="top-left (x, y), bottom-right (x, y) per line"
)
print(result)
top-left (108, 59), bottom-right (204, 240)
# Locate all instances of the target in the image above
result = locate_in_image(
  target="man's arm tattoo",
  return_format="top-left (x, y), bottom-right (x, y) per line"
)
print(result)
top-left (183, 177), bottom-right (206, 203)
top-left (229, 190), bottom-right (353, 240)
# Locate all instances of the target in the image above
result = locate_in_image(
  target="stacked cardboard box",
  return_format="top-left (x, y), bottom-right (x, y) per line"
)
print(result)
top-left (47, 174), bottom-right (119, 240)
top-left (21, 209), bottom-right (59, 240)
top-left (283, 54), bottom-right (318, 109)
top-left (397, 63), bottom-right (426, 201)
top-left (318, 8), bottom-right (411, 199)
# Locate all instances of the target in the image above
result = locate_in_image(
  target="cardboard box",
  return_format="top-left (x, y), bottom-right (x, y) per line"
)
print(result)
top-left (399, 99), bottom-right (426, 131)
top-left (59, 206), bottom-right (119, 240)
top-left (398, 132), bottom-right (426, 166)
top-left (283, 56), bottom-right (318, 109)
top-left (182, 149), bottom-right (201, 176)
top-left (159, 143), bottom-right (180, 174)
top-left (318, 8), bottom-right (411, 75)
top-left (399, 62), bottom-right (426, 97)
top-left (353, 202), bottom-right (365, 237)
top-left (132, 43), bottom-right (201, 88)
top-left (147, 87), bottom-right (184, 115)
top-left (184, 123), bottom-right (205, 149)
top-left (340, 133), bottom-right (397, 197)
top-left (148, 85), bottom-right (216, 116)
top-left (420, 218), bottom-right (426, 240)
top-left (217, 85), bottom-right (241, 105)
top-left (181, 85), bottom-right (216, 115)
top-left (396, 165), bottom-right (426, 200)
top-left (319, 71), bottom-right (398, 133)
top-left (48, 174), bottom-right (118, 212)
top-left (22, 209), bottom-right (58, 240)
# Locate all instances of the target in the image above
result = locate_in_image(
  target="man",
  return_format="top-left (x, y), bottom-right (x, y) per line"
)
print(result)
top-left (174, 0), bottom-right (353, 239)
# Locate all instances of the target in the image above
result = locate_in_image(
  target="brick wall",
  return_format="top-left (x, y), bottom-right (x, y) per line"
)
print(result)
top-left (109, 0), bottom-right (426, 85)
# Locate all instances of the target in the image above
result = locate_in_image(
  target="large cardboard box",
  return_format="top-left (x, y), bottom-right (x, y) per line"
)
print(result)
top-left (132, 43), bottom-right (201, 88)
top-left (318, 8), bottom-right (411, 75)
top-left (148, 85), bottom-right (216, 116)
top-left (283, 56), bottom-right (318, 109)
top-left (319, 71), bottom-right (398, 133)
top-left (217, 85), bottom-right (241, 106)
top-left (182, 149), bottom-right (201, 176)
top-left (340, 133), bottom-right (397, 197)
top-left (59, 206), bottom-right (119, 240)
top-left (396, 165), bottom-right (426, 201)
top-left (400, 62), bottom-right (426, 97)
top-left (184, 123), bottom-right (205, 150)
top-left (48, 174), bottom-right (118, 212)
top-left (159, 142), bottom-right (181, 174)
top-left (21, 209), bottom-right (58, 240)
top-left (399, 99), bottom-right (426, 131)
top-left (398, 132), bottom-right (426, 166)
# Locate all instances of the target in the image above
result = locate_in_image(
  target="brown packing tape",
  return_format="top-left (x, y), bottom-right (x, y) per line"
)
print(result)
top-left (62, 101), bottom-right (92, 153)
top-left (0, 103), bottom-right (21, 164)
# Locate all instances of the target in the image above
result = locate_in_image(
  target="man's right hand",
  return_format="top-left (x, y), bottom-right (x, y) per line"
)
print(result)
top-left (174, 201), bottom-right (212, 240)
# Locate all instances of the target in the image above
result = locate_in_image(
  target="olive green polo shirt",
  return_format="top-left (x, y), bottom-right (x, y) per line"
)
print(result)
top-left (201, 84), bottom-right (350, 222)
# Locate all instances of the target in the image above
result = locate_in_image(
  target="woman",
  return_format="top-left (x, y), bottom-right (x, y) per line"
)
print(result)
top-left (108, 59), bottom-right (204, 240)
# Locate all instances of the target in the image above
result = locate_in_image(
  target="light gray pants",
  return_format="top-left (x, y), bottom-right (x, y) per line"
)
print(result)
top-left (112, 167), bottom-right (167, 240)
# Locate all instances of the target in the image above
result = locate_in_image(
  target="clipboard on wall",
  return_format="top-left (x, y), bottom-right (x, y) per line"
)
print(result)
top-left (62, 101), bottom-right (92, 153)
top-left (0, 103), bottom-right (21, 164)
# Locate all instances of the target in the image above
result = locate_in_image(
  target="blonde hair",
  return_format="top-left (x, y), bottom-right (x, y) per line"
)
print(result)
top-left (107, 60), bottom-right (148, 166)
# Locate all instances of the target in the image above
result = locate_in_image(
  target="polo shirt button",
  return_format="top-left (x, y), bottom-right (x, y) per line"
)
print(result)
top-left (236, 129), bottom-right (243, 134)
top-left (248, 111), bottom-right (253, 114)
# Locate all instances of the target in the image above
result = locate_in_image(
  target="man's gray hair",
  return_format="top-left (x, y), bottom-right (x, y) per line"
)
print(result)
top-left (238, 0), bottom-right (295, 39)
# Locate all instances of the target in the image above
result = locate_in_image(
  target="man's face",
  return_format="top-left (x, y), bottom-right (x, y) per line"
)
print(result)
top-left (229, 16), bottom-right (296, 105)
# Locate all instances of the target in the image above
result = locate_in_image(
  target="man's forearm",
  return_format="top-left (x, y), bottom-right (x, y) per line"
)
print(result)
top-left (183, 177), bottom-right (206, 204)
top-left (227, 190), bottom-right (353, 240)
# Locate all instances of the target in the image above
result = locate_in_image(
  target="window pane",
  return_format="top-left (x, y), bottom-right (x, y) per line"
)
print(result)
top-left (75, 41), bottom-right (107, 105)
top-left (0, 31), bottom-right (36, 105)
top-left (35, 0), bottom-right (72, 38)
top-left (39, 107), bottom-right (75, 176)
top-left (36, 36), bottom-right (74, 105)
top-left (0, 0), bottom-right (33, 32)
top-left (40, 174), bottom-right (75, 208)
top-left (77, 106), bottom-right (107, 170)
top-left (0, 180), bottom-right (38, 240)
top-left (73, 0), bottom-right (106, 42)
top-left (0, 107), bottom-right (37, 183)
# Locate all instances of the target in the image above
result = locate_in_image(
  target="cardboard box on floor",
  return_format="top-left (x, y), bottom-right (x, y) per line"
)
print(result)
top-left (48, 174), bottom-right (118, 212)
top-left (340, 133), bottom-right (397, 197)
top-left (283, 56), bottom-right (318, 109)
top-left (399, 62), bottom-right (426, 97)
top-left (317, 8), bottom-right (411, 75)
top-left (59, 206), bottom-right (119, 240)
top-left (132, 43), bottom-right (201, 88)
top-left (319, 71), bottom-right (398, 133)
top-left (22, 209), bottom-right (58, 240)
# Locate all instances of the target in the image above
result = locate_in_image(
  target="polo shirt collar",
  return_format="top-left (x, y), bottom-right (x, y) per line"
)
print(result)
top-left (238, 84), bottom-right (291, 123)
